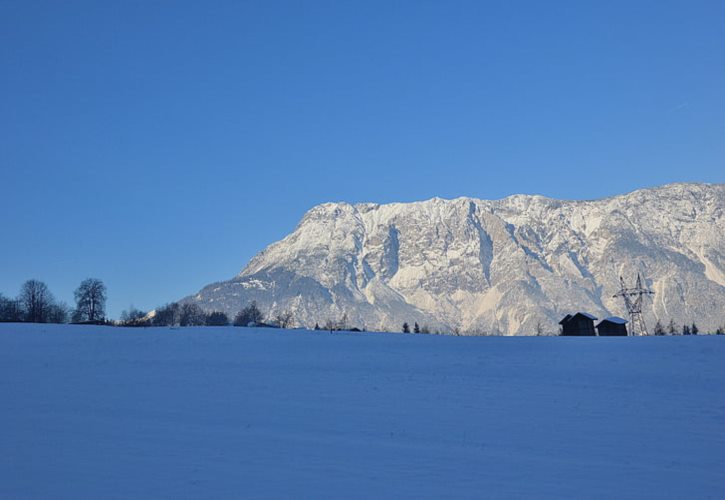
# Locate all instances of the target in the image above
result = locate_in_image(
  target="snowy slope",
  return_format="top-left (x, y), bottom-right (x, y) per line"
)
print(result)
top-left (185, 183), bottom-right (725, 335)
top-left (1, 324), bottom-right (724, 499)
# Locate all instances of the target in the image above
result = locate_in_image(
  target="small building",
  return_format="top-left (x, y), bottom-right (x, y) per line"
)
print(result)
top-left (596, 316), bottom-right (628, 336)
top-left (559, 312), bottom-right (598, 336)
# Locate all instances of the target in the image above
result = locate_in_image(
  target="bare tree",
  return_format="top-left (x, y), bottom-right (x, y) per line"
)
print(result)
top-left (19, 279), bottom-right (54, 323)
top-left (73, 278), bottom-right (107, 323)
top-left (535, 320), bottom-right (544, 336)
top-left (0, 294), bottom-right (24, 322)
top-left (48, 302), bottom-right (70, 324)
top-left (322, 313), bottom-right (350, 332)
top-left (153, 303), bottom-right (180, 326)
top-left (275, 310), bottom-right (294, 329)
top-left (233, 301), bottom-right (264, 327)
top-left (120, 307), bottom-right (148, 326)
top-left (337, 313), bottom-right (348, 331)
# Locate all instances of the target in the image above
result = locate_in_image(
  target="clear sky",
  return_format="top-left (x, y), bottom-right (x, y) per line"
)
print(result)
top-left (1, 1), bottom-right (723, 318)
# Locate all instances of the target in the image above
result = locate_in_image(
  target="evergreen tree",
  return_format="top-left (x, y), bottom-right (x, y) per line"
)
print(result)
top-left (205, 311), bottom-right (229, 326)
top-left (682, 324), bottom-right (691, 335)
top-left (402, 322), bottom-right (410, 333)
top-left (653, 320), bottom-right (665, 336)
top-left (413, 322), bottom-right (420, 334)
top-left (667, 319), bottom-right (677, 335)
top-left (314, 322), bottom-right (320, 330)
top-left (691, 322), bottom-right (699, 335)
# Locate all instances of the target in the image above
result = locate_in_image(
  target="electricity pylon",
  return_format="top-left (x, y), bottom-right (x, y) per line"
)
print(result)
top-left (613, 273), bottom-right (655, 336)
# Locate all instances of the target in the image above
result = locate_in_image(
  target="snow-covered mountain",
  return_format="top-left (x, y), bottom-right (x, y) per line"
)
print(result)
top-left (183, 183), bottom-right (725, 335)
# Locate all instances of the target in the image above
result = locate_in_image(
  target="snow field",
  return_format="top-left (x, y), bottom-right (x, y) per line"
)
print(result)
top-left (1, 323), bottom-right (724, 499)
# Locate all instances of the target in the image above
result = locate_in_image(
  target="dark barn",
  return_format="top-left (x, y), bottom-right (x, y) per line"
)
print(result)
top-left (596, 316), bottom-right (628, 336)
top-left (559, 312), bottom-right (598, 336)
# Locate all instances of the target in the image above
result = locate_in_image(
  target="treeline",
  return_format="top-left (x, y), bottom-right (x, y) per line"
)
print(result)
top-left (119, 302), bottom-right (233, 327)
top-left (118, 302), bottom-right (231, 327)
top-left (0, 278), bottom-right (296, 330)
top-left (0, 279), bottom-right (107, 324)
top-left (120, 301), bottom-right (293, 329)
top-left (652, 319), bottom-right (725, 335)
top-left (3, 279), bottom-right (723, 335)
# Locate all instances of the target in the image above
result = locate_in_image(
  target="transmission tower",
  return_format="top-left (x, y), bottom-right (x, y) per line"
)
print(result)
top-left (613, 273), bottom-right (655, 335)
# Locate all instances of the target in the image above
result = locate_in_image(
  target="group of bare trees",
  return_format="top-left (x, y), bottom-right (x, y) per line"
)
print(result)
top-left (121, 300), bottom-right (296, 329)
top-left (0, 278), bottom-right (106, 324)
top-left (119, 307), bottom-right (148, 326)
top-left (315, 313), bottom-right (349, 332)
top-left (233, 302), bottom-right (264, 327)
top-left (312, 314), bottom-right (434, 333)
top-left (120, 302), bottom-right (232, 327)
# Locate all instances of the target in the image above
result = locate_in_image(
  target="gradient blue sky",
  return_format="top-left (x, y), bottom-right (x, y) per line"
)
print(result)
top-left (1, 1), bottom-right (723, 318)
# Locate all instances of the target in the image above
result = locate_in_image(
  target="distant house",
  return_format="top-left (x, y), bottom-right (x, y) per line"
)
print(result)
top-left (596, 316), bottom-right (628, 336)
top-left (559, 312), bottom-right (598, 336)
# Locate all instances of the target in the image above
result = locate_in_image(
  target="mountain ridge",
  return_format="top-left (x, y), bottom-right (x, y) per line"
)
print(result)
top-left (183, 182), bottom-right (724, 334)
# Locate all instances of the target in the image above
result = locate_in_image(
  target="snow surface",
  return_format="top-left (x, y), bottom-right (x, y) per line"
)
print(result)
top-left (1, 323), bottom-right (724, 499)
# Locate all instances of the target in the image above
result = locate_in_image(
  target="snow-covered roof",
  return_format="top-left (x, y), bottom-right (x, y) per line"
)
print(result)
top-left (560, 312), bottom-right (597, 324)
top-left (599, 316), bottom-right (628, 325)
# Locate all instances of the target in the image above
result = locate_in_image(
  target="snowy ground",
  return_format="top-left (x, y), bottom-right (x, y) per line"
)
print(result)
top-left (1, 324), bottom-right (723, 499)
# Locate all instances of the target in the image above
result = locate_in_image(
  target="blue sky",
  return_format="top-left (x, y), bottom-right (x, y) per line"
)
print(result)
top-left (1, 1), bottom-right (723, 318)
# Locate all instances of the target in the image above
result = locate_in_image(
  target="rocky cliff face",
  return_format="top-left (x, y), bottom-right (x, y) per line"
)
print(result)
top-left (183, 183), bottom-right (725, 335)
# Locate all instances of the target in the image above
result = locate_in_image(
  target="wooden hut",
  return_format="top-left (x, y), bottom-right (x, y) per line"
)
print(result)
top-left (559, 312), bottom-right (598, 336)
top-left (596, 316), bottom-right (628, 336)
